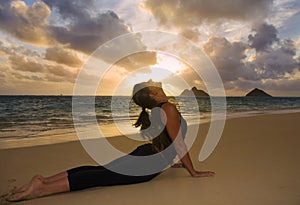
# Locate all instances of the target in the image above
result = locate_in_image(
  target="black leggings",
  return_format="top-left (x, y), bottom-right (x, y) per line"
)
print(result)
top-left (67, 143), bottom-right (164, 191)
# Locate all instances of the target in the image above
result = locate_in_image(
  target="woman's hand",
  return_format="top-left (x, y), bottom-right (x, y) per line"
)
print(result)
top-left (190, 170), bottom-right (215, 177)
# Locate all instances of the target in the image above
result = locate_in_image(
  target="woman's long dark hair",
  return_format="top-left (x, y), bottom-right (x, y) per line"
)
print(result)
top-left (133, 107), bottom-right (150, 130)
top-left (132, 81), bottom-right (160, 137)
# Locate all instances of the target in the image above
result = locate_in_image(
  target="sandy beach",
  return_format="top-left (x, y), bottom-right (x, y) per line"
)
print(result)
top-left (1, 112), bottom-right (300, 205)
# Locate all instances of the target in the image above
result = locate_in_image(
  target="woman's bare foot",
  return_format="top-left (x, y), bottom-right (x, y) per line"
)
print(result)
top-left (6, 175), bottom-right (45, 202)
top-left (11, 175), bottom-right (44, 194)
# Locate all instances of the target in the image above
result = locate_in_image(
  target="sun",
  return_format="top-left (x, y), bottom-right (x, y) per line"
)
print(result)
top-left (102, 53), bottom-right (188, 96)
top-left (147, 53), bottom-right (186, 81)
top-left (155, 53), bottom-right (186, 73)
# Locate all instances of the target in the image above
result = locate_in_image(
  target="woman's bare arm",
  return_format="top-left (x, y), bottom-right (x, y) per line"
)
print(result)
top-left (161, 103), bottom-right (215, 177)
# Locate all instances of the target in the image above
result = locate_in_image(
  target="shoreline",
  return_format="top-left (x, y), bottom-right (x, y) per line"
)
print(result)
top-left (1, 109), bottom-right (300, 150)
top-left (1, 112), bottom-right (299, 204)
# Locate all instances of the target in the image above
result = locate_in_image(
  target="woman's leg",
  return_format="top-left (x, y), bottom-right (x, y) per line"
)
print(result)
top-left (67, 165), bottom-right (159, 191)
top-left (6, 144), bottom-right (161, 201)
top-left (43, 171), bottom-right (68, 183)
top-left (6, 174), bottom-right (70, 202)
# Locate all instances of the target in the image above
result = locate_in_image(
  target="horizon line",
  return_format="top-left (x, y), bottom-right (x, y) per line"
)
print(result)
top-left (1, 94), bottom-right (300, 97)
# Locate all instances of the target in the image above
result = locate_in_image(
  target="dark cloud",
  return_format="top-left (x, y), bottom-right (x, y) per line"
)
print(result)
top-left (47, 10), bottom-right (131, 54)
top-left (142, 0), bottom-right (273, 28)
top-left (0, 0), bottom-right (157, 74)
top-left (253, 40), bottom-right (299, 79)
top-left (202, 25), bottom-right (300, 92)
top-left (204, 37), bottom-right (249, 81)
top-left (42, 0), bottom-right (95, 20)
top-left (247, 24), bottom-right (299, 80)
top-left (0, 0), bottom-right (51, 44)
top-left (43, 0), bottom-right (157, 68)
top-left (248, 23), bottom-right (279, 52)
top-left (0, 0), bottom-right (131, 52)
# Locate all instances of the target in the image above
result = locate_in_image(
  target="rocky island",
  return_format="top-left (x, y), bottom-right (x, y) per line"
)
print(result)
top-left (180, 87), bottom-right (209, 97)
top-left (245, 88), bottom-right (272, 97)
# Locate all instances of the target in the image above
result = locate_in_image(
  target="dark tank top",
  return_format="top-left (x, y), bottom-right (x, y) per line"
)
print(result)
top-left (150, 102), bottom-right (187, 153)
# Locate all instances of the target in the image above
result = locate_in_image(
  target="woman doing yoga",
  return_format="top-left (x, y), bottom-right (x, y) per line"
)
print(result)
top-left (6, 80), bottom-right (215, 202)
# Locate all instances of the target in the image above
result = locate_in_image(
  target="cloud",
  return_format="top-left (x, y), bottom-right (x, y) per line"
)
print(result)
top-left (45, 64), bottom-right (77, 83)
top-left (114, 52), bottom-right (157, 71)
top-left (0, 40), bottom-right (78, 84)
top-left (248, 23), bottom-right (279, 52)
top-left (10, 71), bottom-right (44, 81)
top-left (0, 39), bottom-right (41, 57)
top-left (0, 0), bottom-right (157, 84)
top-left (47, 10), bottom-right (131, 54)
top-left (165, 68), bottom-right (207, 92)
top-left (253, 39), bottom-right (299, 79)
top-left (7, 52), bottom-right (77, 83)
top-left (204, 37), bottom-right (249, 81)
top-left (92, 32), bottom-right (157, 71)
top-left (43, 0), bottom-right (157, 69)
top-left (0, 0), bottom-right (52, 44)
top-left (45, 46), bottom-right (83, 67)
top-left (264, 75), bottom-right (300, 93)
top-left (142, 0), bottom-right (274, 29)
top-left (42, 0), bottom-right (95, 20)
top-left (42, 0), bottom-right (133, 53)
top-left (233, 71), bottom-right (300, 96)
top-left (0, 63), bottom-right (75, 95)
top-left (0, 0), bottom-right (136, 53)
top-left (9, 54), bottom-right (45, 73)
top-left (201, 23), bottom-right (300, 92)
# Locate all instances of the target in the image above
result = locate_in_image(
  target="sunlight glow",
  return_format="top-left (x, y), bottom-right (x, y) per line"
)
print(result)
top-left (143, 53), bottom-right (187, 82)
top-left (155, 53), bottom-right (186, 73)
top-left (112, 53), bottom-right (189, 96)
top-left (125, 53), bottom-right (186, 85)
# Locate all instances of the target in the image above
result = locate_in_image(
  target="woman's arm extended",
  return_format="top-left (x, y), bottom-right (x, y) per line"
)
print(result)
top-left (161, 103), bottom-right (215, 177)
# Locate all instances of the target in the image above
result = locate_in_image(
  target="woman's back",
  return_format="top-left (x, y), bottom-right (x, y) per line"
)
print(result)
top-left (150, 102), bottom-right (187, 153)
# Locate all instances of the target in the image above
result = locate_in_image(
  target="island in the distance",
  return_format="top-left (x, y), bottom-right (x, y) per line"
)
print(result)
top-left (180, 87), bottom-right (209, 97)
top-left (245, 88), bottom-right (272, 97)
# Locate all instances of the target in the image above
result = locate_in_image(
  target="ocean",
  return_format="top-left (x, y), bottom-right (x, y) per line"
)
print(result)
top-left (1, 95), bottom-right (300, 149)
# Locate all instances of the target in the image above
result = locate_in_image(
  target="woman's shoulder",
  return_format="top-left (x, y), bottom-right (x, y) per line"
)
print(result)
top-left (160, 102), bottom-right (178, 113)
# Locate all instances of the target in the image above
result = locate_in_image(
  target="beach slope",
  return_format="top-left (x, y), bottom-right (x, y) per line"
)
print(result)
top-left (1, 113), bottom-right (300, 205)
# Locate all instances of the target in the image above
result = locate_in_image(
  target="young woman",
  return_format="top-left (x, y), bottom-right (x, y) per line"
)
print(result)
top-left (6, 80), bottom-right (215, 202)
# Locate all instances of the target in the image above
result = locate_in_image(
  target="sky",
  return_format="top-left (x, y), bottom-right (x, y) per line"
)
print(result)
top-left (0, 0), bottom-right (300, 96)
